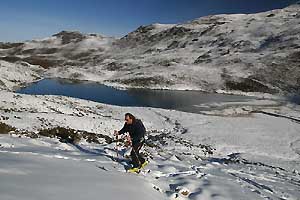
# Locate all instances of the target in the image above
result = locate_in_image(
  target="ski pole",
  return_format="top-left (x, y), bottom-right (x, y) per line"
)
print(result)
top-left (116, 134), bottom-right (119, 159)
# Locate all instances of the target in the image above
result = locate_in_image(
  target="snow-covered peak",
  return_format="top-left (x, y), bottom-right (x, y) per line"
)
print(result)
top-left (148, 23), bottom-right (176, 34)
top-left (0, 4), bottom-right (299, 94)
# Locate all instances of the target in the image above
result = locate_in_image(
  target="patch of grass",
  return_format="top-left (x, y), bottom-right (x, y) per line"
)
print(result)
top-left (0, 80), bottom-right (6, 87)
top-left (0, 42), bottom-right (23, 49)
top-left (0, 122), bottom-right (16, 134)
top-left (23, 56), bottom-right (62, 69)
top-left (266, 13), bottom-right (275, 17)
top-left (119, 76), bottom-right (174, 87)
top-left (194, 52), bottom-right (211, 64)
top-left (39, 127), bottom-right (81, 143)
top-left (105, 62), bottom-right (126, 71)
top-left (38, 126), bottom-right (112, 144)
top-left (69, 72), bottom-right (83, 79)
top-left (0, 56), bottom-right (22, 63)
top-left (0, 121), bottom-right (39, 138)
top-left (225, 77), bottom-right (277, 93)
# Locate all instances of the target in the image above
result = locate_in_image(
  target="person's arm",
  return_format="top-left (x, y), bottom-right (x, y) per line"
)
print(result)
top-left (118, 123), bottom-right (128, 135)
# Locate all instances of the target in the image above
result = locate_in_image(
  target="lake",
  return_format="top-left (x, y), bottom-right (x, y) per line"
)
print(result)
top-left (16, 78), bottom-right (257, 113)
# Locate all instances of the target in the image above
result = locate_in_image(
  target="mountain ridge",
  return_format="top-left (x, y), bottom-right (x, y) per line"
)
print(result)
top-left (0, 4), bottom-right (299, 94)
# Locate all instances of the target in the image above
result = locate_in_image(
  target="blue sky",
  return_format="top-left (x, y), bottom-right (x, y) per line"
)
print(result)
top-left (0, 0), bottom-right (298, 42)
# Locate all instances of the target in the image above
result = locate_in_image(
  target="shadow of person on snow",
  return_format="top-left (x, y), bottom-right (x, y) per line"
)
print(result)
top-left (71, 143), bottom-right (131, 170)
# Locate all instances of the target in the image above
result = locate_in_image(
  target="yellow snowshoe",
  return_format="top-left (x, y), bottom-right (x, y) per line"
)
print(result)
top-left (127, 167), bottom-right (140, 173)
top-left (141, 160), bottom-right (148, 168)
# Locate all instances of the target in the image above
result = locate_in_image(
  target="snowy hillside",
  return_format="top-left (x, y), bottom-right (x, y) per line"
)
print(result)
top-left (0, 3), bottom-right (300, 200)
top-left (0, 3), bottom-right (299, 94)
top-left (106, 3), bottom-right (300, 93)
top-left (0, 60), bottom-right (44, 91)
top-left (0, 90), bottom-right (300, 199)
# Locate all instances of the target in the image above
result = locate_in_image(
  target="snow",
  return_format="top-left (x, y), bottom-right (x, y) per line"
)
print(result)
top-left (0, 3), bottom-right (300, 200)
top-left (0, 145), bottom-right (165, 200)
top-left (0, 88), bottom-right (300, 199)
top-left (0, 60), bottom-right (44, 91)
top-left (23, 36), bottom-right (62, 50)
top-left (149, 23), bottom-right (176, 35)
top-left (1, 4), bottom-right (299, 93)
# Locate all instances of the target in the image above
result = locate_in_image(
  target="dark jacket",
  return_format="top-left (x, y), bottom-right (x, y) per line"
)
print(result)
top-left (118, 119), bottom-right (146, 143)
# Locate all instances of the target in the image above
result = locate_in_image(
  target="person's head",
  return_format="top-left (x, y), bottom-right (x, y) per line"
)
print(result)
top-left (125, 113), bottom-right (136, 125)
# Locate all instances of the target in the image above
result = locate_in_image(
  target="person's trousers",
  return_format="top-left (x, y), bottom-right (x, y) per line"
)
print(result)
top-left (130, 140), bottom-right (145, 168)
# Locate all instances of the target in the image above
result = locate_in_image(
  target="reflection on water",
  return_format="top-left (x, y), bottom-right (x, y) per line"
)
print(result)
top-left (16, 78), bottom-right (256, 113)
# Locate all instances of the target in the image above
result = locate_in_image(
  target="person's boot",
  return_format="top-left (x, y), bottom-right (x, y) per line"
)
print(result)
top-left (140, 160), bottom-right (148, 168)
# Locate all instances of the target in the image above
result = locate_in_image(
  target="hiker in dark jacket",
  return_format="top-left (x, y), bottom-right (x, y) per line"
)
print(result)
top-left (114, 113), bottom-right (147, 170)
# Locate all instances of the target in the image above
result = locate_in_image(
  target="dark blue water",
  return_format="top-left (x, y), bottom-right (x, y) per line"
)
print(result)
top-left (16, 78), bottom-right (256, 113)
top-left (289, 94), bottom-right (300, 105)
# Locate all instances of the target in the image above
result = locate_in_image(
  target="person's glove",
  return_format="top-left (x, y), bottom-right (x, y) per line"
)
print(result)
top-left (114, 130), bottom-right (119, 136)
top-left (125, 134), bottom-right (132, 146)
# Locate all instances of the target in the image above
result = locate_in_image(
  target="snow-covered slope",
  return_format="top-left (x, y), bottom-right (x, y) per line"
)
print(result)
top-left (0, 31), bottom-right (115, 69)
top-left (106, 3), bottom-right (300, 93)
top-left (0, 3), bottom-right (300, 200)
top-left (0, 90), bottom-right (300, 199)
top-left (0, 4), bottom-right (300, 94)
top-left (0, 60), bottom-right (44, 91)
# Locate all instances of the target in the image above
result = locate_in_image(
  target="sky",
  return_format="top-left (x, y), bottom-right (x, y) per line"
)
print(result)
top-left (0, 0), bottom-right (298, 42)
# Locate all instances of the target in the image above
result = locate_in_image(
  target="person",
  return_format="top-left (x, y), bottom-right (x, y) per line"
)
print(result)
top-left (114, 113), bottom-right (148, 172)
